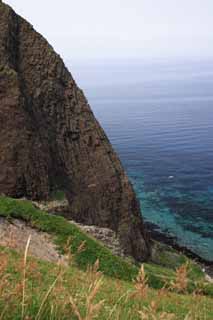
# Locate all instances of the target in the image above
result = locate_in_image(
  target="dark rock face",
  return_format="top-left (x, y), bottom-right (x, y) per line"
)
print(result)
top-left (0, 1), bottom-right (150, 260)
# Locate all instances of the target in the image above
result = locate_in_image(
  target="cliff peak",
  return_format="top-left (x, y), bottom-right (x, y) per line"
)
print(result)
top-left (0, 1), bottom-right (150, 260)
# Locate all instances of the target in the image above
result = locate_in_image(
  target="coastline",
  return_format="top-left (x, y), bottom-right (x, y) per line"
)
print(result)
top-left (145, 221), bottom-right (213, 277)
top-left (32, 198), bottom-right (213, 277)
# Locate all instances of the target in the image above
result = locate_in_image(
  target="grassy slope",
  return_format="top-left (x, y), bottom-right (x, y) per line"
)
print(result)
top-left (0, 196), bottom-right (212, 293)
top-left (0, 196), bottom-right (138, 281)
top-left (0, 196), bottom-right (212, 319)
top-left (0, 246), bottom-right (213, 320)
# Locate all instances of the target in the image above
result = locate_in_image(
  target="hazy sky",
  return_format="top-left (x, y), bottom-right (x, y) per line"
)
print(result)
top-left (4, 0), bottom-right (213, 62)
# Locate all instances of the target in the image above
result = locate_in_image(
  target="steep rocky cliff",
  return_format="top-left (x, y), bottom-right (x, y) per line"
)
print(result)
top-left (0, 1), bottom-right (150, 260)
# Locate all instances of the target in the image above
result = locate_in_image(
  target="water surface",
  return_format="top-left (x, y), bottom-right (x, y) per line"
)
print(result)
top-left (70, 59), bottom-right (213, 261)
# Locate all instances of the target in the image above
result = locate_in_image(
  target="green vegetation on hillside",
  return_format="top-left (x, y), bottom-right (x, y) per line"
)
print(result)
top-left (0, 196), bottom-right (138, 282)
top-left (0, 246), bottom-right (213, 320)
top-left (0, 196), bottom-right (212, 293)
top-left (0, 196), bottom-right (212, 319)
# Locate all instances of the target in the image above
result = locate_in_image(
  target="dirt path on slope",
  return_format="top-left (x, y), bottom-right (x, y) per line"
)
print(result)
top-left (0, 217), bottom-right (64, 263)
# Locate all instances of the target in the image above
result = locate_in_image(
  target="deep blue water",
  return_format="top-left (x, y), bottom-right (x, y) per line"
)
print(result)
top-left (70, 59), bottom-right (213, 261)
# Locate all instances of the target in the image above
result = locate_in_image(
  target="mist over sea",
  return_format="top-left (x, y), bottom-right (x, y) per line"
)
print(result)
top-left (69, 58), bottom-right (213, 261)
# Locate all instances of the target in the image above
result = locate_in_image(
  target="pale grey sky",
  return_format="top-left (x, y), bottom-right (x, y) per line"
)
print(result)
top-left (4, 0), bottom-right (213, 62)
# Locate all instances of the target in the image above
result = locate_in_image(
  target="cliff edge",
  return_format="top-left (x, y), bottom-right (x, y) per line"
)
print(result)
top-left (0, 1), bottom-right (150, 260)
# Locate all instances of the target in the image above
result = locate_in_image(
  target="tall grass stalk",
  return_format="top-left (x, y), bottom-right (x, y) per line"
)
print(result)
top-left (35, 270), bottom-right (62, 320)
top-left (21, 235), bottom-right (31, 320)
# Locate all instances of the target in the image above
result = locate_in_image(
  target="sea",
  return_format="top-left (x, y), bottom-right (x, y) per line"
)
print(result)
top-left (69, 58), bottom-right (213, 262)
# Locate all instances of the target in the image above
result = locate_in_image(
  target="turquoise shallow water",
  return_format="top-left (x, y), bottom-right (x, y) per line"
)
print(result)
top-left (70, 59), bottom-right (213, 261)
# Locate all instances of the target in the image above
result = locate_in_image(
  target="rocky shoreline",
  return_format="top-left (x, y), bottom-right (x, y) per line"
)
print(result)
top-left (145, 221), bottom-right (213, 277)
top-left (32, 198), bottom-right (213, 278)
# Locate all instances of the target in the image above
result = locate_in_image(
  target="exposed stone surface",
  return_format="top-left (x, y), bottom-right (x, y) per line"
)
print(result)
top-left (0, 1), bottom-right (150, 260)
top-left (0, 217), bottom-right (65, 263)
top-left (33, 199), bottom-right (126, 258)
top-left (33, 199), bottom-right (70, 216)
top-left (70, 220), bottom-right (126, 258)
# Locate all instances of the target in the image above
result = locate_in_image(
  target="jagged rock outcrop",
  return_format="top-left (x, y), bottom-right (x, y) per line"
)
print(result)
top-left (0, 1), bottom-right (150, 260)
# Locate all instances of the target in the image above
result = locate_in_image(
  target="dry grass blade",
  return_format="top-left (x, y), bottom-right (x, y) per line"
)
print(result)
top-left (170, 262), bottom-right (189, 293)
top-left (108, 290), bottom-right (132, 319)
top-left (0, 253), bottom-right (8, 276)
top-left (69, 259), bottom-right (104, 320)
top-left (35, 270), bottom-right (62, 320)
top-left (21, 234), bottom-right (31, 320)
top-left (183, 312), bottom-right (194, 320)
top-left (132, 264), bottom-right (149, 299)
top-left (139, 301), bottom-right (175, 320)
top-left (69, 278), bottom-right (104, 320)
top-left (69, 295), bottom-right (83, 320)
top-left (62, 236), bottom-right (75, 266)
top-left (86, 277), bottom-right (104, 320)
top-left (86, 259), bottom-right (102, 283)
top-left (77, 240), bottom-right (86, 254)
top-left (0, 305), bottom-right (7, 320)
